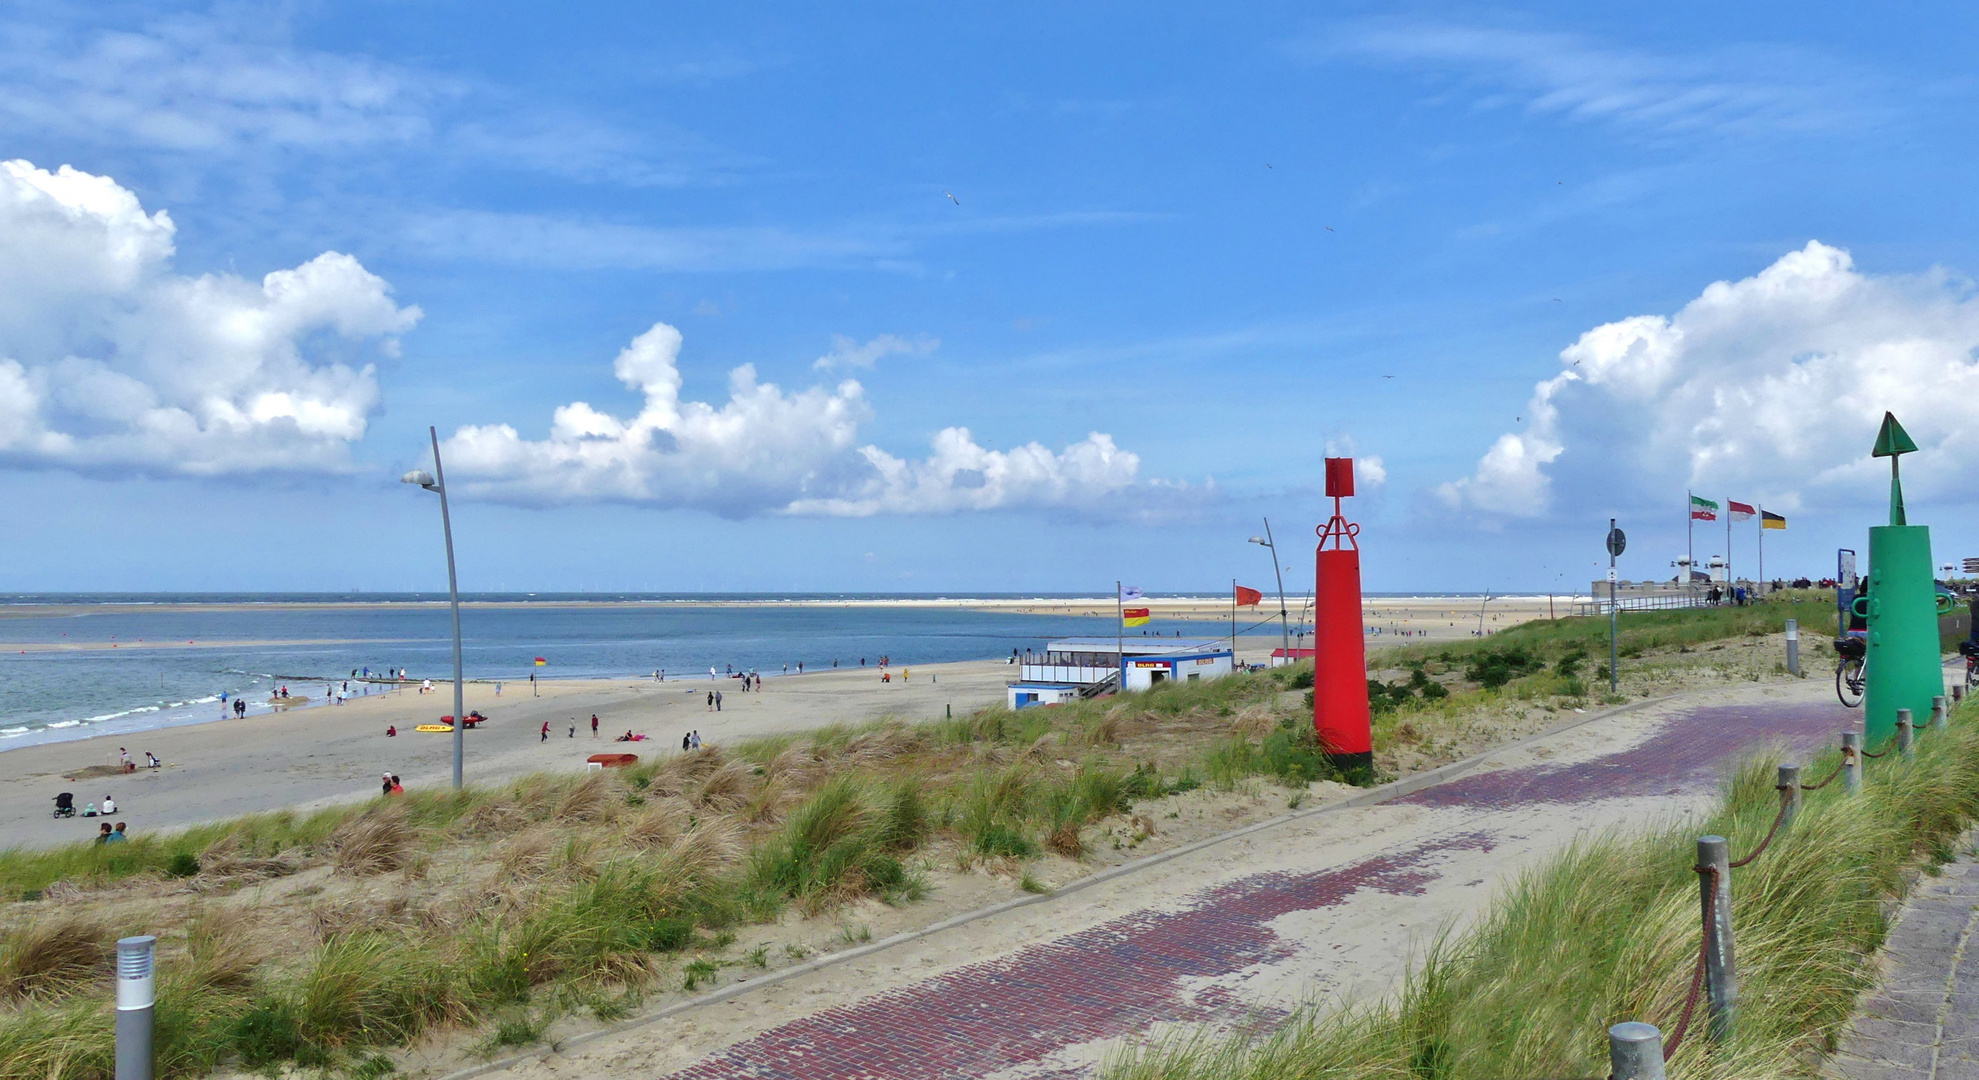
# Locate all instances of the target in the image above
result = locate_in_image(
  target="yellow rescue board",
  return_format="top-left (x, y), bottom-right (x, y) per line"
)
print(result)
top-left (414, 724), bottom-right (454, 733)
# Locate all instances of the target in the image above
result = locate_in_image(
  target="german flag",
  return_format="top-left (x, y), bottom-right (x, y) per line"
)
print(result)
top-left (1122, 607), bottom-right (1150, 627)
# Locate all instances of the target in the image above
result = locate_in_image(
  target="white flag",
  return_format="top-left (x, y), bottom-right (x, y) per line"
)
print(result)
top-left (1120, 585), bottom-right (1145, 602)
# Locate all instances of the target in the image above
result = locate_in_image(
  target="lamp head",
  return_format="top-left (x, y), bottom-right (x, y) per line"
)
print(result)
top-left (1247, 537), bottom-right (1267, 545)
top-left (401, 469), bottom-right (439, 491)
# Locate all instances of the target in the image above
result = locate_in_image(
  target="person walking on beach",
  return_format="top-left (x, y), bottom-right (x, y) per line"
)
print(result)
top-left (714, 691), bottom-right (723, 712)
top-left (591, 714), bottom-right (599, 738)
top-left (540, 721), bottom-right (550, 743)
top-left (568, 723), bottom-right (575, 738)
top-left (682, 732), bottom-right (691, 750)
top-left (690, 730), bottom-right (701, 749)
top-left (706, 690), bottom-right (714, 711)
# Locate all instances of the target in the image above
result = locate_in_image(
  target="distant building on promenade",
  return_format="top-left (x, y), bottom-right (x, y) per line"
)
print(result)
top-left (1006, 636), bottom-right (1235, 709)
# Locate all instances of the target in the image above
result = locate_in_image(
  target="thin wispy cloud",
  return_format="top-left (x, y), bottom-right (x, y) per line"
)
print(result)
top-left (393, 207), bottom-right (1153, 273)
top-left (0, 10), bottom-right (733, 187)
top-left (1307, 23), bottom-right (1884, 139)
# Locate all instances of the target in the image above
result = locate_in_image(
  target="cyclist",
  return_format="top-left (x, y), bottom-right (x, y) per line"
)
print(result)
top-left (1834, 575), bottom-right (1869, 708)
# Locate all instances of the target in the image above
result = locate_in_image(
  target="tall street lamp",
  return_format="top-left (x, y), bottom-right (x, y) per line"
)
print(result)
top-left (1247, 519), bottom-right (1292, 661)
top-left (402, 425), bottom-right (465, 789)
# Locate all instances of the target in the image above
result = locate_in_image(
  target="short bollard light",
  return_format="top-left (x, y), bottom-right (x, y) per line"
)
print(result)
top-left (1784, 618), bottom-right (1801, 677)
top-left (116, 935), bottom-right (156, 1080)
top-left (1778, 764), bottom-right (1801, 827)
top-left (1957, 684), bottom-right (1967, 704)
top-left (1842, 731), bottom-right (1863, 795)
top-left (1898, 708), bottom-right (1916, 760)
top-left (1609, 1021), bottom-right (1667, 1080)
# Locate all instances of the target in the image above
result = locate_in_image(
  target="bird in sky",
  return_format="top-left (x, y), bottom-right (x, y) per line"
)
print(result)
top-left (1382, 375), bottom-right (1395, 379)
top-left (1552, 298), bottom-right (1562, 302)
top-left (944, 191), bottom-right (960, 205)
top-left (1324, 226), bottom-right (1335, 232)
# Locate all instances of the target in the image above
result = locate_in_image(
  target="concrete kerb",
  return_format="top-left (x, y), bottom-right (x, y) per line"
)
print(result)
top-left (433, 692), bottom-right (1686, 1080)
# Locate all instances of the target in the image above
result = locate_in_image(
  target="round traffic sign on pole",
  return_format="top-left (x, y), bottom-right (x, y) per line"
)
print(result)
top-left (1607, 527), bottom-right (1627, 559)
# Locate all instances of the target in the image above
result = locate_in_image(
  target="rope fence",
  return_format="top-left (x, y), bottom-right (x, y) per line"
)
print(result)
top-left (1606, 700), bottom-right (1949, 1080)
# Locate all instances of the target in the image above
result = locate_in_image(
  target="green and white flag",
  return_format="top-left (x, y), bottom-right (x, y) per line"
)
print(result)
top-left (1689, 495), bottom-right (1718, 521)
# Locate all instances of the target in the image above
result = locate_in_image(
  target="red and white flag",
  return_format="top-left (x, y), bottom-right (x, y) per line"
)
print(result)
top-left (1727, 500), bottom-right (1756, 522)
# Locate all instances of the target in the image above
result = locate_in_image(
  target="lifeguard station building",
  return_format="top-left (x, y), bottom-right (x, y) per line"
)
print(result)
top-left (1006, 637), bottom-right (1236, 709)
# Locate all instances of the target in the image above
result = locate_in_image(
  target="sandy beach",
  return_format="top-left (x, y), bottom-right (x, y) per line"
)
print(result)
top-left (0, 597), bottom-right (1557, 850)
top-left (0, 659), bottom-right (1030, 850)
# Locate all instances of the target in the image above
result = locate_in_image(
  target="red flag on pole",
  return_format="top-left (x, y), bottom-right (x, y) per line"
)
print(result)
top-left (1235, 585), bottom-right (1264, 606)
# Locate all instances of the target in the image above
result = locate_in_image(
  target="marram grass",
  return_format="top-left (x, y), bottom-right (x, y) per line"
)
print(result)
top-left (1104, 703), bottom-right (1979, 1080)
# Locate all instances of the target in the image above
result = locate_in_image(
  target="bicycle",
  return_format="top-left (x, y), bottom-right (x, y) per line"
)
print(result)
top-left (1834, 635), bottom-right (1866, 709)
top-left (1960, 640), bottom-right (1979, 697)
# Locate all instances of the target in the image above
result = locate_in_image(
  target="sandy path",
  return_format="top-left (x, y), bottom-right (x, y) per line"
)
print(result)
top-left (476, 678), bottom-right (1848, 1080)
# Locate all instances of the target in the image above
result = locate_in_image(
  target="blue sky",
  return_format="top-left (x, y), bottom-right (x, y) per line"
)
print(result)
top-left (1, 2), bottom-right (1977, 596)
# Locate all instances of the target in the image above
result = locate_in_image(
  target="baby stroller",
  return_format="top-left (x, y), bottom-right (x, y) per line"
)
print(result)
top-left (52, 792), bottom-right (75, 818)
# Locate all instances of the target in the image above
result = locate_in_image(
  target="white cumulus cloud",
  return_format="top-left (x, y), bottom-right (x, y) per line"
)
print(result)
top-left (1438, 241), bottom-right (1979, 520)
top-left (441, 322), bottom-right (1156, 518)
top-left (0, 160), bottom-right (419, 475)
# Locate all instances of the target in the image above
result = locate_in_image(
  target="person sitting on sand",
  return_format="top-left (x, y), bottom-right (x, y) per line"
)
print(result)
top-left (83, 802), bottom-right (98, 817)
top-left (96, 822), bottom-right (112, 843)
top-left (105, 823), bottom-right (127, 843)
top-left (386, 725), bottom-right (397, 737)
top-left (881, 671), bottom-right (890, 683)
top-left (144, 752), bottom-right (160, 769)
top-left (102, 795), bottom-right (116, 815)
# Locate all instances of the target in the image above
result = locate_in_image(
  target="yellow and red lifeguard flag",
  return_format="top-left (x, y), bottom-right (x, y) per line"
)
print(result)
top-left (533, 657), bottom-right (547, 666)
top-left (1122, 607), bottom-right (1151, 627)
top-left (1235, 585), bottom-right (1264, 606)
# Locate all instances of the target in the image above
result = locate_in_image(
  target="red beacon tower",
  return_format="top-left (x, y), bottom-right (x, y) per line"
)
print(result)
top-left (1313, 457), bottom-right (1372, 773)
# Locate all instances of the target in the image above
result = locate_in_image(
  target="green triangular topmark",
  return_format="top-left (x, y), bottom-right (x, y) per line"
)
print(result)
top-left (1873, 412), bottom-right (1918, 457)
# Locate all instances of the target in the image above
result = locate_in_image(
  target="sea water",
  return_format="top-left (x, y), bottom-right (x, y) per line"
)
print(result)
top-left (0, 594), bottom-right (1221, 749)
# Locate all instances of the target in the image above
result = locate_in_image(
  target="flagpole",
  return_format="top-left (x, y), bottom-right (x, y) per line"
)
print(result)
top-left (1231, 578), bottom-right (1238, 667)
top-left (1758, 505), bottom-right (1765, 595)
top-left (1686, 490), bottom-right (1694, 593)
top-left (1116, 580), bottom-right (1124, 693)
top-left (1726, 500), bottom-right (1733, 588)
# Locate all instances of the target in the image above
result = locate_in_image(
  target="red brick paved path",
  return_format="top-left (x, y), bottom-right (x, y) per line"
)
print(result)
top-left (667, 699), bottom-right (1853, 1080)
